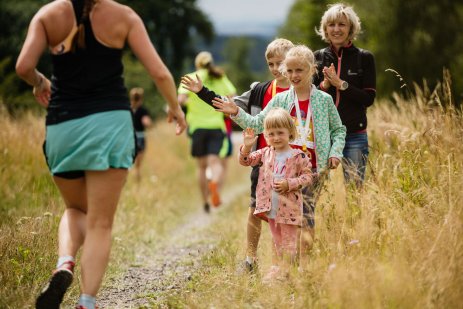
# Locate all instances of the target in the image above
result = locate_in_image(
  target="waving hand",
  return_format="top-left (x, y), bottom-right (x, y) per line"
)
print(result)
top-left (181, 74), bottom-right (203, 93)
top-left (212, 97), bottom-right (239, 116)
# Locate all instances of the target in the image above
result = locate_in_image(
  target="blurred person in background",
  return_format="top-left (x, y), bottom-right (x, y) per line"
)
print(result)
top-left (177, 51), bottom-right (236, 212)
top-left (130, 87), bottom-right (153, 182)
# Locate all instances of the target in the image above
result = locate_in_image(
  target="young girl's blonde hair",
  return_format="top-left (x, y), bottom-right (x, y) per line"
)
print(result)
top-left (280, 45), bottom-right (317, 81)
top-left (264, 108), bottom-right (297, 142)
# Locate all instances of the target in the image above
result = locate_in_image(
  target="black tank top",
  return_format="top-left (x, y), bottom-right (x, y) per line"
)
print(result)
top-left (47, 0), bottom-right (130, 125)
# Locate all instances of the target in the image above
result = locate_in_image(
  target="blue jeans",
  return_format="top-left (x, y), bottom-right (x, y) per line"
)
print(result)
top-left (342, 132), bottom-right (369, 186)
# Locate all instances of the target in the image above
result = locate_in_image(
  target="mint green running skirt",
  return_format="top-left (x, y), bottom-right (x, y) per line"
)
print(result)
top-left (44, 110), bottom-right (135, 175)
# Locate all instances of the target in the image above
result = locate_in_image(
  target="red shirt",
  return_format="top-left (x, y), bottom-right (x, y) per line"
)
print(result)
top-left (289, 99), bottom-right (317, 168)
top-left (257, 80), bottom-right (290, 149)
top-left (224, 116), bottom-right (233, 135)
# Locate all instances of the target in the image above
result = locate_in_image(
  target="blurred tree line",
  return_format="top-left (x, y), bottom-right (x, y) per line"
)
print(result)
top-left (1, 0), bottom-right (462, 118)
top-left (0, 0), bottom-right (214, 118)
top-left (279, 0), bottom-right (463, 106)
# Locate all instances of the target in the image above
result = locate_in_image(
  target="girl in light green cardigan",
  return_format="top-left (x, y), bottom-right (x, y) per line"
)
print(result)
top-left (229, 84), bottom-right (345, 172)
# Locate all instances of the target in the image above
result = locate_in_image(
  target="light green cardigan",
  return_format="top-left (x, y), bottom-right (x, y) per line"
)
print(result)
top-left (231, 85), bottom-right (346, 172)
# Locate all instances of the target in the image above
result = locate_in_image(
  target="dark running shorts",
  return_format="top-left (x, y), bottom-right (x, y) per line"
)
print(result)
top-left (190, 128), bottom-right (225, 157)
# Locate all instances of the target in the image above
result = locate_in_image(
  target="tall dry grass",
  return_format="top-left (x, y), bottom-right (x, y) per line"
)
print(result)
top-left (163, 87), bottom-right (463, 308)
top-left (0, 111), bottom-right (63, 308)
top-left (1, 80), bottom-right (462, 308)
top-left (0, 109), bottom-right (247, 308)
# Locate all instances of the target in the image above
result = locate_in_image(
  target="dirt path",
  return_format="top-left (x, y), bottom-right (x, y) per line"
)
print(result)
top-left (97, 182), bottom-right (248, 308)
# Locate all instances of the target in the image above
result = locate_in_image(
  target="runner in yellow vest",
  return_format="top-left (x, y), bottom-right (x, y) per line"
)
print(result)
top-left (178, 51), bottom-right (236, 212)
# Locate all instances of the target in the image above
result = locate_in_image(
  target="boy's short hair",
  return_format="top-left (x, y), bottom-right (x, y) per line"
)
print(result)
top-left (264, 107), bottom-right (298, 142)
top-left (265, 38), bottom-right (294, 60)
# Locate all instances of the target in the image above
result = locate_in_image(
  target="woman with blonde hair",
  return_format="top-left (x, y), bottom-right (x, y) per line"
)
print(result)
top-left (314, 3), bottom-right (376, 187)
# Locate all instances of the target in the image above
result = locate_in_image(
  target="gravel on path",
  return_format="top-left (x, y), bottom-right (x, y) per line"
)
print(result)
top-left (97, 182), bottom-right (247, 308)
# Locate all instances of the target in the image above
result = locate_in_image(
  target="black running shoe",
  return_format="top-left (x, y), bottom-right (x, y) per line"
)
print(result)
top-left (36, 261), bottom-right (74, 309)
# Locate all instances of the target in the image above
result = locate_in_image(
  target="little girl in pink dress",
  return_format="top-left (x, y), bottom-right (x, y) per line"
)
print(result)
top-left (238, 108), bottom-right (313, 281)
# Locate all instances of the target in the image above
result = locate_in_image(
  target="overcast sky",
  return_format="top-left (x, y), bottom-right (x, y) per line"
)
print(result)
top-left (197, 0), bottom-right (296, 36)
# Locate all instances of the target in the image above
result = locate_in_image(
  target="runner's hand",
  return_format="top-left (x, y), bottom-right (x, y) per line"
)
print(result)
top-left (33, 75), bottom-right (51, 108)
top-left (167, 106), bottom-right (187, 135)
